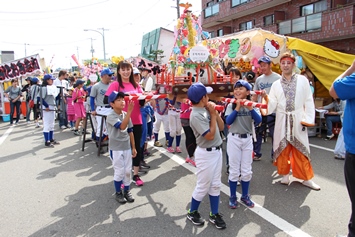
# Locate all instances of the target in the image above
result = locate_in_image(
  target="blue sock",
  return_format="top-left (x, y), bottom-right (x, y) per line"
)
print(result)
top-left (241, 180), bottom-right (250, 197)
top-left (124, 185), bottom-right (130, 191)
top-left (176, 135), bottom-right (181, 147)
top-left (229, 180), bottom-right (237, 197)
top-left (168, 136), bottom-right (174, 147)
top-left (43, 132), bottom-right (49, 142)
top-left (189, 197), bottom-right (201, 213)
top-left (114, 180), bottom-right (122, 193)
top-left (154, 133), bottom-right (159, 142)
top-left (49, 131), bottom-right (53, 140)
top-left (165, 132), bottom-right (170, 141)
top-left (209, 195), bottom-right (220, 215)
top-left (70, 121), bottom-right (74, 127)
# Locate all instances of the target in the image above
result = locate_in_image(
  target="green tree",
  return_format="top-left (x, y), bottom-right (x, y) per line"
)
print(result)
top-left (147, 50), bottom-right (165, 64)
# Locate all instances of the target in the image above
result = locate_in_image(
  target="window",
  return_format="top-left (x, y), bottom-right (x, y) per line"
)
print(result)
top-left (264, 15), bottom-right (274, 26)
top-left (209, 31), bottom-right (215, 38)
top-left (217, 29), bottom-right (223, 36)
top-left (231, 0), bottom-right (248, 7)
top-left (301, 0), bottom-right (327, 16)
top-left (204, 1), bottom-right (219, 18)
top-left (239, 20), bottom-right (253, 31)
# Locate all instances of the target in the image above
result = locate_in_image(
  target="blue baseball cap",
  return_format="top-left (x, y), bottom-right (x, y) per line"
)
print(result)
top-left (234, 80), bottom-right (252, 91)
top-left (187, 82), bottom-right (213, 103)
top-left (258, 56), bottom-right (271, 64)
top-left (31, 77), bottom-right (39, 83)
top-left (101, 68), bottom-right (114, 77)
top-left (43, 74), bottom-right (54, 80)
top-left (108, 91), bottom-right (128, 104)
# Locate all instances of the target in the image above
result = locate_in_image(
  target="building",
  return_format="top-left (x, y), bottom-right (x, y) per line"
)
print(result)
top-left (140, 27), bottom-right (175, 65)
top-left (201, 0), bottom-right (355, 54)
top-left (0, 51), bottom-right (15, 64)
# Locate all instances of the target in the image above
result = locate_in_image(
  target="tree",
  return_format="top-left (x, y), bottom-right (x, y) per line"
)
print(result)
top-left (147, 50), bottom-right (165, 64)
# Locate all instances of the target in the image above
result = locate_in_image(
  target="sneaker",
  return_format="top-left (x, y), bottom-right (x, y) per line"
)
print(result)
top-left (45, 141), bottom-right (54, 148)
top-left (175, 147), bottom-right (182, 153)
top-left (325, 134), bottom-right (335, 140)
top-left (50, 139), bottom-right (60, 145)
top-left (27, 121), bottom-right (31, 124)
top-left (124, 190), bottom-right (135, 203)
top-left (74, 130), bottom-right (81, 136)
top-left (140, 160), bottom-right (150, 169)
top-left (70, 127), bottom-right (74, 131)
top-left (187, 210), bottom-right (205, 226)
top-left (167, 147), bottom-right (175, 153)
top-left (253, 152), bottom-right (261, 161)
top-left (334, 154), bottom-right (345, 160)
top-left (241, 195), bottom-right (255, 208)
top-left (132, 175), bottom-right (144, 186)
top-left (35, 122), bottom-right (40, 128)
top-left (229, 196), bottom-right (239, 209)
top-left (165, 140), bottom-right (169, 146)
top-left (60, 125), bottom-right (67, 129)
top-left (185, 157), bottom-right (196, 167)
top-left (154, 141), bottom-right (163, 147)
top-left (115, 191), bottom-right (127, 204)
top-left (209, 213), bottom-right (226, 229)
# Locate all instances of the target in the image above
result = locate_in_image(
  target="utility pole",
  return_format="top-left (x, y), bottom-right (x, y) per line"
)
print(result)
top-left (97, 27), bottom-right (109, 61)
top-left (176, 0), bottom-right (180, 19)
top-left (90, 38), bottom-right (95, 57)
top-left (24, 43), bottom-right (29, 57)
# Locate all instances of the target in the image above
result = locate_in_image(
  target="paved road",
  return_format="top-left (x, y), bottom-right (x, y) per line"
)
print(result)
top-left (0, 121), bottom-right (349, 237)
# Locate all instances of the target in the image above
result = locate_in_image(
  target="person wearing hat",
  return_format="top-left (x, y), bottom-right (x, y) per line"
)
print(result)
top-left (4, 79), bottom-right (22, 126)
top-left (225, 80), bottom-right (261, 209)
top-left (261, 52), bottom-right (320, 190)
top-left (106, 91), bottom-right (136, 204)
top-left (72, 79), bottom-right (88, 136)
top-left (21, 77), bottom-right (33, 124)
top-left (90, 68), bottom-right (114, 142)
top-left (140, 68), bottom-right (153, 92)
top-left (244, 71), bottom-right (256, 89)
top-left (252, 55), bottom-right (281, 161)
top-left (39, 74), bottom-right (60, 147)
top-left (186, 82), bottom-right (226, 229)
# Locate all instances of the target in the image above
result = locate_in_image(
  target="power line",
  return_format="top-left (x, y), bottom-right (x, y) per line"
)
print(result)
top-left (0, 0), bottom-right (109, 14)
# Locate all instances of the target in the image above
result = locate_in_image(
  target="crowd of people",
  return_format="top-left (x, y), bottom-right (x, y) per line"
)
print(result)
top-left (4, 54), bottom-right (352, 233)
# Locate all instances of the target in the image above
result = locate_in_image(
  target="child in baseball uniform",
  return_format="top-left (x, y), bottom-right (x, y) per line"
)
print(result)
top-left (186, 82), bottom-right (226, 229)
top-left (225, 80), bottom-right (261, 208)
top-left (167, 96), bottom-right (183, 153)
top-left (39, 74), bottom-right (60, 147)
top-left (106, 91), bottom-right (137, 204)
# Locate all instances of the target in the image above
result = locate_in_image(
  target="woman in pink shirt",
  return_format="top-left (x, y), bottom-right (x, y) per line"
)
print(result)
top-left (105, 61), bottom-right (145, 186)
top-left (72, 80), bottom-right (87, 135)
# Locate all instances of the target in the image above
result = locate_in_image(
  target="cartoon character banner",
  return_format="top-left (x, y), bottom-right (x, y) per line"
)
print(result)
top-left (0, 54), bottom-right (42, 83)
top-left (205, 28), bottom-right (287, 73)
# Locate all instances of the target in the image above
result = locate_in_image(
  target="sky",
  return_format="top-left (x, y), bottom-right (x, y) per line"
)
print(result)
top-left (0, 0), bottom-right (202, 69)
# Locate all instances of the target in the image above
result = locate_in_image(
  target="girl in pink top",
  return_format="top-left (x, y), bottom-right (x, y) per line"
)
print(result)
top-left (180, 101), bottom-right (196, 166)
top-left (72, 80), bottom-right (87, 135)
top-left (105, 60), bottom-right (145, 186)
top-left (66, 89), bottom-right (75, 130)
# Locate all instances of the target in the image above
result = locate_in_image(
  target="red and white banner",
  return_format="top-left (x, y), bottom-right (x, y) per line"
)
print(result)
top-left (0, 54), bottom-right (42, 83)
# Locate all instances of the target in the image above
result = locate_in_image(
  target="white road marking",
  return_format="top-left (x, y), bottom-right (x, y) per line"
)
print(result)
top-left (309, 143), bottom-right (334, 152)
top-left (0, 127), bottom-right (13, 146)
top-left (152, 145), bottom-right (312, 237)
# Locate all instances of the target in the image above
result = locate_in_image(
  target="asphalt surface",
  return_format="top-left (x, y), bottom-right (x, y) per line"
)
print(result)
top-left (0, 120), bottom-right (350, 237)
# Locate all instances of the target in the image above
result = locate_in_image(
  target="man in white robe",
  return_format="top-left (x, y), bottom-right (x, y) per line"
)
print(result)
top-left (261, 52), bottom-right (320, 191)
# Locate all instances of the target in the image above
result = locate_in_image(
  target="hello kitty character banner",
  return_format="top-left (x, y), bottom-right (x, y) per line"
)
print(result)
top-left (205, 28), bottom-right (287, 73)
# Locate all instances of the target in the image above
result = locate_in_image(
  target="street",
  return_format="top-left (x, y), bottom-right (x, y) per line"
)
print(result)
top-left (0, 121), bottom-right (350, 237)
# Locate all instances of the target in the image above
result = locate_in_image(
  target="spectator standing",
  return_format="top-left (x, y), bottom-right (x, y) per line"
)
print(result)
top-left (66, 88), bottom-right (75, 130)
top-left (4, 79), bottom-right (22, 126)
top-left (104, 60), bottom-right (145, 186)
top-left (53, 70), bottom-right (69, 129)
top-left (72, 80), bottom-right (87, 135)
top-left (181, 100), bottom-right (196, 166)
top-left (153, 98), bottom-right (170, 147)
top-left (30, 77), bottom-right (41, 128)
top-left (21, 77), bottom-right (32, 124)
top-left (329, 60), bottom-right (355, 237)
top-left (252, 56), bottom-right (281, 161)
top-left (140, 68), bottom-right (153, 92)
